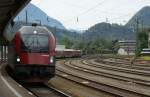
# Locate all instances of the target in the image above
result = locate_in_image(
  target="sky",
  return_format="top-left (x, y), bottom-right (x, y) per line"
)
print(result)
top-left (31, 0), bottom-right (150, 30)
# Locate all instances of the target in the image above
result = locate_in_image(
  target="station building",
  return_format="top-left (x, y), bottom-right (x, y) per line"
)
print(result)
top-left (118, 40), bottom-right (136, 55)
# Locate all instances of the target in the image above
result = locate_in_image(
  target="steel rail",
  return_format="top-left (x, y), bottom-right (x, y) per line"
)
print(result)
top-left (23, 83), bottom-right (71, 97)
top-left (56, 67), bottom-right (143, 97)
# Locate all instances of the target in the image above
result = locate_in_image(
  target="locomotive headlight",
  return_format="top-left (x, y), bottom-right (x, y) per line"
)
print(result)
top-left (17, 58), bottom-right (20, 62)
top-left (50, 56), bottom-right (54, 63)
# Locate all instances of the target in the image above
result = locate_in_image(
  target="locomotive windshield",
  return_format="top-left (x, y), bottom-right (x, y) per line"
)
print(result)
top-left (21, 34), bottom-right (49, 53)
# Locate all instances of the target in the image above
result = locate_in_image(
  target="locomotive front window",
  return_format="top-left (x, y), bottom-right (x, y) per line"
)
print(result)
top-left (21, 34), bottom-right (49, 53)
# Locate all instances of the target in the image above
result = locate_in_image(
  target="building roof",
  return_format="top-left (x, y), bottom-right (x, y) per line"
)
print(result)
top-left (142, 48), bottom-right (150, 50)
top-left (0, 0), bottom-right (30, 36)
top-left (119, 40), bottom-right (136, 43)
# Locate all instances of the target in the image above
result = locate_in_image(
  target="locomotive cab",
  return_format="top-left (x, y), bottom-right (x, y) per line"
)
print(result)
top-left (8, 26), bottom-right (56, 82)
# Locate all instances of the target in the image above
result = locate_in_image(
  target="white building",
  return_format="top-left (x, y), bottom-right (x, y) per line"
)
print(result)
top-left (118, 40), bottom-right (136, 55)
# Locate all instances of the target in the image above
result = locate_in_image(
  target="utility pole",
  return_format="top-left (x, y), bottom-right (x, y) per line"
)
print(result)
top-left (18, 16), bottom-right (20, 21)
top-left (141, 19), bottom-right (144, 32)
top-left (136, 17), bottom-right (139, 33)
top-left (47, 16), bottom-right (50, 22)
top-left (54, 26), bottom-right (56, 33)
top-left (25, 10), bottom-right (28, 24)
top-left (77, 17), bottom-right (79, 22)
top-left (106, 18), bottom-right (108, 23)
top-left (17, 16), bottom-right (20, 25)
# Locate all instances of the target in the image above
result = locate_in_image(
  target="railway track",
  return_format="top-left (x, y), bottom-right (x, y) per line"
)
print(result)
top-left (3, 56), bottom-right (150, 97)
top-left (87, 59), bottom-right (150, 83)
top-left (56, 58), bottom-right (150, 97)
top-left (98, 57), bottom-right (150, 67)
top-left (56, 70), bottom-right (123, 97)
top-left (86, 59), bottom-right (150, 76)
top-left (98, 60), bottom-right (150, 70)
top-left (70, 60), bottom-right (150, 86)
top-left (24, 83), bottom-right (70, 97)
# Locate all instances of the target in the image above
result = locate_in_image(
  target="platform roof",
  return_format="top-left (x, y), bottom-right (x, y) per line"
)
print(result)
top-left (0, 0), bottom-right (30, 36)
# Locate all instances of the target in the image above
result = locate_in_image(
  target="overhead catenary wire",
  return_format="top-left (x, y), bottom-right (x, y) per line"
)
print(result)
top-left (78, 0), bottom-right (108, 16)
top-left (62, 0), bottom-right (108, 23)
top-left (57, 0), bottom-right (132, 24)
top-left (64, 12), bottom-right (132, 25)
top-left (56, 0), bottom-right (129, 15)
top-left (18, 0), bottom-right (43, 23)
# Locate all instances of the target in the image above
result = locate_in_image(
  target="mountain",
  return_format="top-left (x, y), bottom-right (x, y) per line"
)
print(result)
top-left (13, 21), bottom-right (80, 44)
top-left (83, 22), bottom-right (134, 41)
top-left (126, 6), bottom-right (150, 28)
top-left (82, 6), bottom-right (150, 41)
top-left (68, 29), bottom-right (85, 33)
top-left (14, 3), bottom-right (65, 29)
top-left (13, 4), bottom-right (150, 44)
top-left (45, 26), bottom-right (80, 44)
top-left (13, 3), bottom-right (79, 44)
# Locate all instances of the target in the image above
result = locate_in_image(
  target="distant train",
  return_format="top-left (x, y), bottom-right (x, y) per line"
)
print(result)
top-left (56, 49), bottom-right (82, 58)
top-left (141, 48), bottom-right (150, 55)
top-left (7, 25), bottom-right (56, 82)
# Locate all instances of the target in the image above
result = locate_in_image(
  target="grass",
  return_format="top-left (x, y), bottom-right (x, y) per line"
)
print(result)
top-left (139, 56), bottom-right (150, 61)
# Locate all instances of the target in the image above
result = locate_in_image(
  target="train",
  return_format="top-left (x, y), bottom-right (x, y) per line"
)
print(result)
top-left (6, 25), bottom-right (56, 82)
top-left (56, 49), bottom-right (82, 58)
top-left (141, 48), bottom-right (150, 55)
top-left (3, 23), bottom-right (82, 82)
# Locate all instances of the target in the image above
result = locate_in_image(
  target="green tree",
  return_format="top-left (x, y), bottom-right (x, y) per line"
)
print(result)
top-left (73, 39), bottom-right (85, 49)
top-left (60, 36), bottom-right (73, 48)
top-left (111, 40), bottom-right (119, 54)
top-left (135, 30), bottom-right (148, 56)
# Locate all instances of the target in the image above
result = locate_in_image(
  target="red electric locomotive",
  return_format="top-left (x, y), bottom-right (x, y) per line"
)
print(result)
top-left (7, 25), bottom-right (56, 82)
